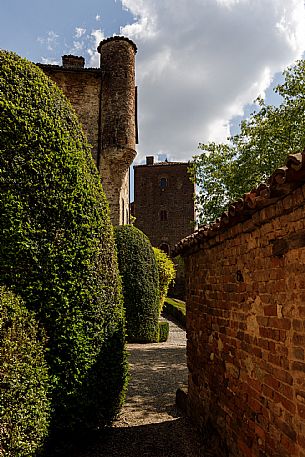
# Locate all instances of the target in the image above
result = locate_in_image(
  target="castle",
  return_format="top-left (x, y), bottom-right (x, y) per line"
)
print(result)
top-left (133, 155), bottom-right (195, 254)
top-left (38, 36), bottom-right (137, 226)
top-left (133, 156), bottom-right (195, 297)
top-left (39, 37), bottom-right (195, 261)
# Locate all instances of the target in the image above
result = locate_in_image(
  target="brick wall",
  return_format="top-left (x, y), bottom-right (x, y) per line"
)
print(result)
top-left (134, 160), bottom-right (195, 253)
top-left (183, 182), bottom-right (305, 457)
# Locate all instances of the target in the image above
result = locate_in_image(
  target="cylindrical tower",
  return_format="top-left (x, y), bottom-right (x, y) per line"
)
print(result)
top-left (98, 36), bottom-right (137, 151)
top-left (97, 37), bottom-right (137, 226)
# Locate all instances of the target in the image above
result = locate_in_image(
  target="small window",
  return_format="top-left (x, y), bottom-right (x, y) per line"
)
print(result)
top-left (160, 210), bottom-right (168, 221)
top-left (159, 243), bottom-right (170, 256)
top-left (160, 177), bottom-right (168, 190)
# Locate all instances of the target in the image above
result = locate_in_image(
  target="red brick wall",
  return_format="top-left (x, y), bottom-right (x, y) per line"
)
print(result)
top-left (185, 183), bottom-right (305, 457)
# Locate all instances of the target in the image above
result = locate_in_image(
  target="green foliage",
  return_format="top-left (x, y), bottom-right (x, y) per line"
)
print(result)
top-left (163, 298), bottom-right (186, 328)
top-left (189, 59), bottom-right (305, 224)
top-left (153, 247), bottom-right (176, 313)
top-left (158, 321), bottom-right (169, 342)
top-left (0, 286), bottom-right (50, 457)
top-left (130, 214), bottom-right (136, 225)
top-left (0, 51), bottom-right (127, 431)
top-left (115, 225), bottom-right (160, 343)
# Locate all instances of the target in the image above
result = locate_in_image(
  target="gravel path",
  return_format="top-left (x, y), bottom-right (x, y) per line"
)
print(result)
top-left (58, 318), bottom-right (215, 457)
top-left (114, 317), bottom-right (188, 428)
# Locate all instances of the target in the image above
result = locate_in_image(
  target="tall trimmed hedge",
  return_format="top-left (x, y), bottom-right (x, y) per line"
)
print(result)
top-left (153, 247), bottom-right (176, 313)
top-left (115, 225), bottom-right (159, 343)
top-left (0, 51), bottom-right (128, 431)
top-left (0, 286), bottom-right (50, 457)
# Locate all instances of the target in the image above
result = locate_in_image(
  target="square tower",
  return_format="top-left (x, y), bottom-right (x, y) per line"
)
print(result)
top-left (133, 156), bottom-right (195, 255)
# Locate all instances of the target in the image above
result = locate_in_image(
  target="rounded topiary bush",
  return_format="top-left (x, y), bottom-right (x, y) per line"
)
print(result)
top-left (115, 225), bottom-right (160, 343)
top-left (153, 247), bottom-right (176, 314)
top-left (0, 51), bottom-right (127, 431)
top-left (0, 286), bottom-right (50, 457)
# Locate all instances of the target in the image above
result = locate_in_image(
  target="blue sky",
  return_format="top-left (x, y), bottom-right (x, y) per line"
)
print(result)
top-left (1, 0), bottom-right (305, 165)
top-left (1, 0), bottom-right (133, 62)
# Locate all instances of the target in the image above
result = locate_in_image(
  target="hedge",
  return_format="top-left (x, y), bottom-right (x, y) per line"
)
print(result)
top-left (153, 247), bottom-right (176, 313)
top-left (158, 321), bottom-right (169, 342)
top-left (0, 50), bottom-right (128, 431)
top-left (163, 297), bottom-right (186, 328)
top-left (0, 286), bottom-right (50, 457)
top-left (115, 225), bottom-right (160, 343)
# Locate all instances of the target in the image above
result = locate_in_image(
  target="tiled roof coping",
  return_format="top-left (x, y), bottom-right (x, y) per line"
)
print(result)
top-left (173, 151), bottom-right (305, 257)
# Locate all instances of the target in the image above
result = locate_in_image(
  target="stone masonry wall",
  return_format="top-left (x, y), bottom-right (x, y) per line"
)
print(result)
top-left (39, 37), bottom-right (137, 226)
top-left (98, 38), bottom-right (137, 225)
top-left (134, 161), bottom-right (195, 252)
top-left (40, 66), bottom-right (101, 163)
top-left (185, 183), bottom-right (305, 457)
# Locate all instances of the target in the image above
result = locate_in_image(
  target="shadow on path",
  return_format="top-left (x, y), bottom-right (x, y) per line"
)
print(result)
top-left (69, 418), bottom-right (207, 457)
top-left (43, 319), bottom-right (225, 457)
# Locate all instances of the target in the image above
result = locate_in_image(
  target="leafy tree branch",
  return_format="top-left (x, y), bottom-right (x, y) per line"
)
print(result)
top-left (189, 60), bottom-right (305, 224)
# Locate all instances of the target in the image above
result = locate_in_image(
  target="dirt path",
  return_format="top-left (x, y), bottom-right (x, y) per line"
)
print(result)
top-left (64, 318), bottom-right (214, 457)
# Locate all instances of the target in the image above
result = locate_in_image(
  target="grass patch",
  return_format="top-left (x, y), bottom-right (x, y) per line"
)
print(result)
top-left (163, 298), bottom-right (186, 328)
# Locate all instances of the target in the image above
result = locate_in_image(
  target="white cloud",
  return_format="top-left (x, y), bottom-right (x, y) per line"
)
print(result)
top-left (37, 22), bottom-right (105, 68)
top-left (87, 29), bottom-right (105, 67)
top-left (70, 40), bottom-right (84, 53)
top-left (119, 0), bottom-right (305, 162)
top-left (37, 31), bottom-right (59, 52)
top-left (216, 0), bottom-right (246, 8)
top-left (74, 27), bottom-right (86, 38)
top-left (41, 57), bottom-right (60, 65)
top-left (67, 28), bottom-right (87, 55)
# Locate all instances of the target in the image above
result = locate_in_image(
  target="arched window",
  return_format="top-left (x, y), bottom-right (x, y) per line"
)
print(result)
top-left (160, 210), bottom-right (168, 221)
top-left (159, 243), bottom-right (170, 256)
top-left (160, 177), bottom-right (168, 190)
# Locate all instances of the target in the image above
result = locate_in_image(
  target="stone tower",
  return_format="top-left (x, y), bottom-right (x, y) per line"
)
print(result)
top-left (38, 36), bottom-right (137, 226)
top-left (133, 156), bottom-right (195, 254)
top-left (97, 37), bottom-right (137, 225)
top-left (133, 156), bottom-right (195, 298)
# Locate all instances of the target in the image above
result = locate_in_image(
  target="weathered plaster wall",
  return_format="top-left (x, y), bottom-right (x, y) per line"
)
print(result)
top-left (185, 183), bottom-right (305, 457)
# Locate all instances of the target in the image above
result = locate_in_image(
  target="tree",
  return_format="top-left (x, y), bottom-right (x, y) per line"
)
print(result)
top-left (189, 59), bottom-right (305, 224)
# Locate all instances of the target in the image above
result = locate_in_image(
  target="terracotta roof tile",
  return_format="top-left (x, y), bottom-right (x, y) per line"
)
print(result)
top-left (173, 150), bottom-right (305, 256)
